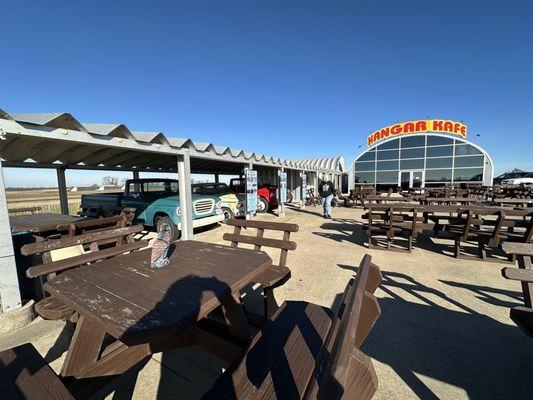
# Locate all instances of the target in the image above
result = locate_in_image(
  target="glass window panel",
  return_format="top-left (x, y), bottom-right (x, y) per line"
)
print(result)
top-left (377, 149), bottom-right (399, 160)
top-left (376, 170), bottom-right (398, 183)
top-left (356, 151), bottom-right (376, 162)
top-left (426, 157), bottom-right (453, 169)
top-left (401, 148), bottom-right (425, 159)
top-left (426, 169), bottom-right (452, 182)
top-left (454, 167), bottom-right (483, 181)
top-left (377, 160), bottom-right (398, 170)
top-left (427, 136), bottom-right (453, 146)
top-left (354, 161), bottom-right (375, 172)
top-left (455, 144), bottom-right (482, 155)
top-left (400, 159), bottom-right (424, 169)
top-left (401, 136), bottom-right (425, 148)
top-left (377, 139), bottom-right (399, 150)
top-left (427, 145), bottom-right (453, 157)
top-left (354, 172), bottom-right (375, 184)
top-left (454, 155), bottom-right (484, 168)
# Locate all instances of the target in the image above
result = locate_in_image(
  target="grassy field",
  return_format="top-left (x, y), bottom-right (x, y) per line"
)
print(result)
top-left (6, 188), bottom-right (120, 215)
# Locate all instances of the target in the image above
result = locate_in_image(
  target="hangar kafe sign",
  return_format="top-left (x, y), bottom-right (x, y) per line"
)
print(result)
top-left (367, 119), bottom-right (467, 147)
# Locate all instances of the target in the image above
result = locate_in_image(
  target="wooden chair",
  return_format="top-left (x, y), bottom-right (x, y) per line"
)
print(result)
top-left (21, 225), bottom-right (149, 321)
top-left (306, 188), bottom-right (321, 207)
top-left (0, 343), bottom-right (73, 400)
top-left (501, 242), bottom-right (533, 338)
top-left (364, 207), bottom-right (429, 252)
top-left (201, 254), bottom-right (382, 400)
top-left (223, 219), bottom-right (299, 320)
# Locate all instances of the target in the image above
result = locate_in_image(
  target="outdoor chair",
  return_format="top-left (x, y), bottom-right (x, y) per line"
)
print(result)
top-left (20, 224), bottom-right (149, 321)
top-left (363, 206), bottom-right (429, 252)
top-left (223, 218), bottom-right (299, 320)
top-left (0, 343), bottom-right (73, 400)
top-left (501, 242), bottom-right (533, 338)
top-left (201, 254), bottom-right (382, 400)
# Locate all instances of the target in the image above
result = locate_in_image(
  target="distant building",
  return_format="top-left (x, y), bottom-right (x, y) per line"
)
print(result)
top-left (349, 119), bottom-right (494, 190)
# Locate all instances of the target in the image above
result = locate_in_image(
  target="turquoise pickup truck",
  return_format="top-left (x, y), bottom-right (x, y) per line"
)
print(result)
top-left (80, 178), bottom-right (224, 239)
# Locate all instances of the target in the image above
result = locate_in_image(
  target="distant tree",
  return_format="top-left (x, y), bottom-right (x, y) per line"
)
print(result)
top-left (102, 176), bottom-right (119, 186)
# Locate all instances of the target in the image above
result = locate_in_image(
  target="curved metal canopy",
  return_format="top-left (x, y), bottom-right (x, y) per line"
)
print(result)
top-left (0, 110), bottom-right (345, 174)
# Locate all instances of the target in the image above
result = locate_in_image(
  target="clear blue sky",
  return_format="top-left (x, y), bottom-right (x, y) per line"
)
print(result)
top-left (1, 0), bottom-right (532, 187)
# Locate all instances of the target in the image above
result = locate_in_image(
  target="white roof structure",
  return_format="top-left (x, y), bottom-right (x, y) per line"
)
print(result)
top-left (0, 110), bottom-right (345, 174)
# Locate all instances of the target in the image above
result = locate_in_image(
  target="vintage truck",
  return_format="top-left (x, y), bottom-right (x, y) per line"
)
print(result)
top-left (80, 178), bottom-right (224, 239)
top-left (229, 178), bottom-right (292, 213)
top-left (192, 182), bottom-right (245, 220)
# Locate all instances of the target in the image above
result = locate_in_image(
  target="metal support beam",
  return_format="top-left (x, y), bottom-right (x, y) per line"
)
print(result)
top-left (214, 173), bottom-right (219, 183)
top-left (56, 167), bottom-right (69, 215)
top-left (0, 160), bottom-right (22, 313)
top-left (177, 152), bottom-right (194, 240)
top-left (132, 170), bottom-right (140, 180)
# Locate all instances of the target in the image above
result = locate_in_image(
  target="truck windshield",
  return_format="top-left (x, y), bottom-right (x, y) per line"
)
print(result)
top-left (144, 181), bottom-right (179, 194)
top-left (205, 183), bottom-right (231, 195)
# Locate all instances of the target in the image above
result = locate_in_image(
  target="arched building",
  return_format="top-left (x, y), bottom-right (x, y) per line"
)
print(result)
top-left (348, 120), bottom-right (494, 191)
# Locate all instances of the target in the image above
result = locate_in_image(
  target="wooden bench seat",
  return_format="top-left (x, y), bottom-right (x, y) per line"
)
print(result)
top-left (224, 219), bottom-right (299, 321)
top-left (0, 343), bottom-right (73, 399)
top-left (502, 242), bottom-right (533, 338)
top-left (201, 254), bottom-right (382, 400)
top-left (21, 224), bottom-right (149, 321)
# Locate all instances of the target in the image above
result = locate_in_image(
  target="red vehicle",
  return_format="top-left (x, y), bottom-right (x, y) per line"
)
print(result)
top-left (229, 178), bottom-right (279, 213)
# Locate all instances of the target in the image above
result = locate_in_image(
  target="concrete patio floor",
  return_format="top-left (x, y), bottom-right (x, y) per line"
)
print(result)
top-left (1, 205), bottom-right (531, 399)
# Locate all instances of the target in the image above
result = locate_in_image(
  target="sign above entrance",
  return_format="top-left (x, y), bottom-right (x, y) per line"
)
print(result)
top-left (367, 119), bottom-right (467, 147)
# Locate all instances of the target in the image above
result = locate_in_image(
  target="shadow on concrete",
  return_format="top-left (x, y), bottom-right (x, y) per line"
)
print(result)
top-left (439, 280), bottom-right (522, 309)
top-left (312, 219), bottom-right (367, 246)
top-left (285, 204), bottom-right (324, 218)
top-left (338, 263), bottom-right (533, 399)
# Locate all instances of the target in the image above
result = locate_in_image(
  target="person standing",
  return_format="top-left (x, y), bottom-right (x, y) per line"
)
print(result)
top-left (318, 176), bottom-right (335, 219)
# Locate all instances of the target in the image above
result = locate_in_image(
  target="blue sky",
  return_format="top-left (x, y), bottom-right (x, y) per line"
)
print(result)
top-left (1, 0), bottom-right (532, 187)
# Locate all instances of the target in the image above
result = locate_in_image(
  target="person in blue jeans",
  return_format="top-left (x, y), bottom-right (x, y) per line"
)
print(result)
top-left (318, 177), bottom-right (335, 219)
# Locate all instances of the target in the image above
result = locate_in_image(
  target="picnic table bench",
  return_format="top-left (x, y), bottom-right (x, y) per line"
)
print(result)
top-left (40, 241), bottom-right (273, 397)
top-left (21, 224), bottom-right (149, 320)
top-left (502, 242), bottom-right (533, 338)
top-left (224, 219), bottom-right (299, 320)
top-left (202, 254), bottom-right (382, 400)
top-left (0, 343), bottom-right (73, 400)
top-left (9, 213), bottom-right (86, 236)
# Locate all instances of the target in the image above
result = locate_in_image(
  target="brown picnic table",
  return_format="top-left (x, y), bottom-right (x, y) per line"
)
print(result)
top-left (9, 213), bottom-right (86, 235)
top-left (493, 198), bottom-right (533, 207)
top-left (43, 240), bottom-right (272, 395)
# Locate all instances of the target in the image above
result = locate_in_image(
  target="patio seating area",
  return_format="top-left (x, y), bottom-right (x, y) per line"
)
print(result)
top-left (1, 205), bottom-right (532, 399)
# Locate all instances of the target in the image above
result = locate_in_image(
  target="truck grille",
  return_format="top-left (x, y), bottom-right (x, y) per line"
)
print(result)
top-left (194, 199), bottom-right (214, 215)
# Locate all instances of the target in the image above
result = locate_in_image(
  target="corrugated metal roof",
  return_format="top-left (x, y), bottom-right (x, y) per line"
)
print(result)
top-left (0, 109), bottom-right (345, 173)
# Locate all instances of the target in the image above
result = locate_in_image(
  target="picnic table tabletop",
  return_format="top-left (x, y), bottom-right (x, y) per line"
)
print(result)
top-left (9, 213), bottom-right (86, 234)
top-left (44, 240), bottom-right (272, 344)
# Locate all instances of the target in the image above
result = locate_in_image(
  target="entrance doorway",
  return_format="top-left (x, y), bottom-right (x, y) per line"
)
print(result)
top-left (399, 170), bottom-right (425, 190)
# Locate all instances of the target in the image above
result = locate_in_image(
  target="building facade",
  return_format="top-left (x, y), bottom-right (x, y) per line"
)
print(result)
top-left (348, 120), bottom-right (494, 190)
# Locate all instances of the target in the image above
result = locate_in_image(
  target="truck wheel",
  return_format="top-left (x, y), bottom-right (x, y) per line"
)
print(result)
top-left (221, 207), bottom-right (234, 222)
top-left (156, 216), bottom-right (180, 241)
top-left (257, 197), bottom-right (269, 213)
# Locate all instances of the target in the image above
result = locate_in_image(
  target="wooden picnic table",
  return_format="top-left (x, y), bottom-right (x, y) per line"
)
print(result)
top-left (493, 198), bottom-right (533, 207)
top-left (43, 240), bottom-right (272, 394)
top-left (9, 213), bottom-right (86, 235)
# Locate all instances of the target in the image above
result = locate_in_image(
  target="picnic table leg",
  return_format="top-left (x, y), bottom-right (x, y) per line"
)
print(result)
top-left (220, 292), bottom-right (252, 341)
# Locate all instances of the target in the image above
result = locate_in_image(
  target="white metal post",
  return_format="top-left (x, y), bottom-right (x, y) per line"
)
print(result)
top-left (278, 168), bottom-right (285, 217)
top-left (0, 160), bottom-right (22, 313)
top-left (301, 170), bottom-right (306, 209)
top-left (56, 167), bottom-right (69, 215)
top-left (177, 152), bottom-right (194, 240)
top-left (246, 162), bottom-right (254, 220)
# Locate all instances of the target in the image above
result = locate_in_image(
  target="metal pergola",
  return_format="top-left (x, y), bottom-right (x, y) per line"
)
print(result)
top-left (0, 109), bottom-right (346, 313)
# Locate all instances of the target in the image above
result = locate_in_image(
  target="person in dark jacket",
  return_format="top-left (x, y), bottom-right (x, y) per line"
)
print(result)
top-left (318, 176), bottom-right (335, 218)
